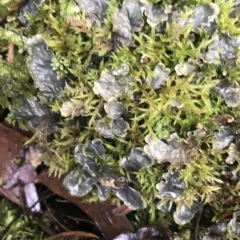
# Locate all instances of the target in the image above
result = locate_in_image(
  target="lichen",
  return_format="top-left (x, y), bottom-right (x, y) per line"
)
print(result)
top-left (1, 0), bottom-right (240, 237)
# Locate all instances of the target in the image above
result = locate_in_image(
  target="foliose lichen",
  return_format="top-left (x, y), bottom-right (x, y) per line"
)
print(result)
top-left (1, 0), bottom-right (240, 237)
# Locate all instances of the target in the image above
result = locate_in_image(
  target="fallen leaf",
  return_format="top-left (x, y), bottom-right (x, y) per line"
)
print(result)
top-left (44, 231), bottom-right (100, 240)
top-left (38, 170), bottom-right (133, 239)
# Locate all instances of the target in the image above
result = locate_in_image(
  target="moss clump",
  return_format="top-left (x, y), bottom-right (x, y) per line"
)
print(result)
top-left (0, 0), bottom-right (240, 238)
top-left (0, 198), bottom-right (45, 240)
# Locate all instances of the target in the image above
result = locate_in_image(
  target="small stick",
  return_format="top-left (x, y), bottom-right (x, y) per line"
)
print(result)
top-left (7, 42), bottom-right (15, 62)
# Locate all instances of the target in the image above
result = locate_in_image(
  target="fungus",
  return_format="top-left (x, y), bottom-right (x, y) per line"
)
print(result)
top-left (26, 35), bottom-right (65, 98)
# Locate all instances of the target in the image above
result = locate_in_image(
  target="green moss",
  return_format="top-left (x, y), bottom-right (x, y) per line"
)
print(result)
top-left (0, 198), bottom-right (45, 240)
top-left (0, 0), bottom-right (240, 237)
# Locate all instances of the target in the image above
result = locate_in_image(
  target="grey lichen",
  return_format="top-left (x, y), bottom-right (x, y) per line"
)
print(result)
top-left (183, 3), bottom-right (219, 34)
top-left (215, 80), bottom-right (240, 107)
top-left (113, 184), bottom-right (146, 210)
top-left (63, 170), bottom-right (96, 197)
top-left (120, 147), bottom-right (154, 172)
top-left (213, 127), bottom-right (235, 150)
top-left (60, 100), bottom-right (87, 117)
top-left (64, 139), bottom-right (146, 209)
top-left (26, 35), bottom-right (66, 98)
top-left (171, 100), bottom-right (184, 109)
top-left (201, 32), bottom-right (240, 66)
top-left (18, 0), bottom-right (45, 27)
top-left (93, 65), bottom-right (134, 101)
top-left (10, 96), bottom-right (50, 128)
top-left (94, 118), bottom-right (129, 138)
top-left (113, 0), bottom-right (144, 48)
top-left (226, 143), bottom-right (240, 164)
top-left (173, 200), bottom-right (201, 225)
top-left (104, 97), bottom-right (125, 120)
top-left (228, 210), bottom-right (240, 237)
top-left (76, 0), bottom-right (109, 25)
top-left (156, 171), bottom-right (185, 201)
top-left (156, 171), bottom-right (200, 225)
top-left (146, 63), bottom-right (170, 89)
top-left (144, 134), bottom-right (191, 169)
top-left (143, 3), bottom-right (171, 28)
top-left (210, 32), bottom-right (240, 62)
top-left (175, 59), bottom-right (197, 76)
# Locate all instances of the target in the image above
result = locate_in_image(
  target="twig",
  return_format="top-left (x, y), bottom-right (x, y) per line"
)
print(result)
top-left (195, 205), bottom-right (203, 240)
top-left (33, 215), bottom-right (57, 236)
top-left (43, 198), bottom-right (71, 232)
top-left (7, 42), bottom-right (15, 62)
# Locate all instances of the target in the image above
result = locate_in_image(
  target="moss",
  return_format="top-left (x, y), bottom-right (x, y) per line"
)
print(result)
top-left (0, 0), bottom-right (240, 238)
top-left (0, 198), bottom-right (45, 239)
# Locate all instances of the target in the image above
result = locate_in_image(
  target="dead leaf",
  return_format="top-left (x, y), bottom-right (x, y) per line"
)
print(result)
top-left (38, 170), bottom-right (133, 239)
top-left (111, 204), bottom-right (132, 216)
top-left (44, 231), bottom-right (99, 240)
top-left (0, 123), bottom-right (40, 211)
top-left (0, 123), bottom-right (24, 184)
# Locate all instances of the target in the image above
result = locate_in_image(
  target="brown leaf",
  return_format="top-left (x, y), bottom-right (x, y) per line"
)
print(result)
top-left (0, 123), bottom-right (24, 184)
top-left (0, 124), bottom-right (29, 205)
top-left (111, 204), bottom-right (132, 216)
top-left (44, 231), bottom-right (100, 240)
top-left (0, 124), bottom-right (40, 211)
top-left (38, 170), bottom-right (133, 239)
